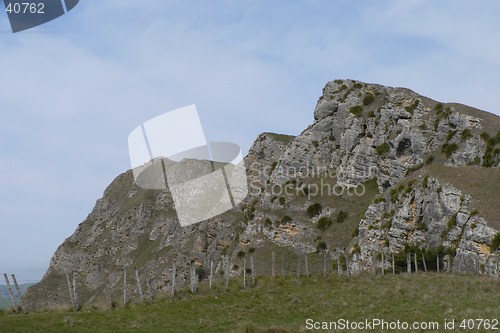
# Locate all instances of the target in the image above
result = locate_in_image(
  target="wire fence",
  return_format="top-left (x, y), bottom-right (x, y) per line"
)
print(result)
top-left (4, 250), bottom-right (499, 313)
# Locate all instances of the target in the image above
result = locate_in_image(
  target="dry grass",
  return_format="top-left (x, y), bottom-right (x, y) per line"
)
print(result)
top-left (2, 273), bottom-right (500, 332)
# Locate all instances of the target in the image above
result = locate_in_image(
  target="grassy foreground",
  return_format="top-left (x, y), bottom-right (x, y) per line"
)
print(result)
top-left (1, 273), bottom-right (500, 332)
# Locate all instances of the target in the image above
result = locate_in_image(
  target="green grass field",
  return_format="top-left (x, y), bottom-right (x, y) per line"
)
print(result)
top-left (1, 273), bottom-right (500, 332)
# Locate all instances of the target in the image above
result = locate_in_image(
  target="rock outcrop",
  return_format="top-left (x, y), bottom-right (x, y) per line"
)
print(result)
top-left (25, 80), bottom-right (500, 310)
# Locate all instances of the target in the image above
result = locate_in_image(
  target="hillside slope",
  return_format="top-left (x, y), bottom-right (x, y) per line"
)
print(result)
top-left (5, 274), bottom-right (500, 332)
top-left (25, 79), bottom-right (500, 310)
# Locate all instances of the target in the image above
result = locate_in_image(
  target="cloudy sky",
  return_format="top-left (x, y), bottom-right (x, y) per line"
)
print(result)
top-left (1, 0), bottom-right (500, 283)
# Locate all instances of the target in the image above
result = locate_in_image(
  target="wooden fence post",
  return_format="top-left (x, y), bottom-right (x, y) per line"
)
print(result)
top-left (11, 274), bottom-right (26, 314)
top-left (281, 253), bottom-right (285, 278)
top-left (297, 254), bottom-right (300, 279)
top-left (243, 257), bottom-right (247, 286)
top-left (123, 268), bottom-right (127, 305)
top-left (346, 254), bottom-right (350, 276)
top-left (209, 260), bottom-right (213, 289)
top-left (65, 272), bottom-right (77, 312)
top-left (144, 267), bottom-right (152, 299)
top-left (135, 267), bottom-right (144, 300)
top-left (371, 253), bottom-right (376, 275)
top-left (407, 252), bottom-right (411, 275)
top-left (323, 251), bottom-right (327, 277)
top-left (476, 255), bottom-right (480, 275)
top-left (272, 252), bottom-right (275, 278)
top-left (414, 253), bottom-right (418, 274)
top-left (447, 255), bottom-right (451, 273)
top-left (4, 274), bottom-right (18, 313)
top-left (72, 271), bottom-right (78, 310)
top-left (381, 253), bottom-right (385, 276)
top-left (422, 253), bottom-right (427, 272)
top-left (305, 253), bottom-right (309, 278)
top-left (171, 262), bottom-right (176, 296)
top-left (455, 253), bottom-right (467, 274)
top-left (226, 258), bottom-right (230, 287)
top-left (392, 253), bottom-right (395, 275)
top-left (104, 270), bottom-right (111, 307)
top-left (437, 254), bottom-right (440, 273)
top-left (337, 256), bottom-right (341, 276)
top-left (251, 255), bottom-right (255, 286)
top-left (190, 262), bottom-right (196, 293)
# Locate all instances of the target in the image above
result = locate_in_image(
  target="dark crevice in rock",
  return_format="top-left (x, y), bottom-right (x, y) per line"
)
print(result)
top-left (396, 138), bottom-right (413, 157)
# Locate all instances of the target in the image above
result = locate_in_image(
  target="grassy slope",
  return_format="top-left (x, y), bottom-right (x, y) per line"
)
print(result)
top-left (256, 177), bottom-right (379, 251)
top-left (2, 273), bottom-right (500, 333)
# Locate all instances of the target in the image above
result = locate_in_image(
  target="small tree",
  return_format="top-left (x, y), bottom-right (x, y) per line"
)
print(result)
top-left (195, 266), bottom-right (205, 281)
top-left (491, 232), bottom-right (500, 252)
top-left (336, 210), bottom-right (348, 223)
top-left (317, 217), bottom-right (333, 231)
top-left (316, 241), bottom-right (327, 253)
top-left (349, 105), bottom-right (363, 117)
top-left (237, 251), bottom-right (246, 259)
top-left (376, 143), bottom-right (390, 156)
top-left (363, 93), bottom-right (375, 106)
top-left (306, 203), bottom-right (323, 218)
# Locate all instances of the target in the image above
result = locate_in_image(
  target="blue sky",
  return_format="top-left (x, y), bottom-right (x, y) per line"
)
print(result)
top-left (1, 0), bottom-right (500, 283)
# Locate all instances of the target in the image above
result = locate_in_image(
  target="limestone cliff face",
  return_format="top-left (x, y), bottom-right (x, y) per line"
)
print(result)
top-left (353, 174), bottom-right (499, 275)
top-left (272, 80), bottom-right (489, 190)
top-left (25, 80), bottom-right (500, 310)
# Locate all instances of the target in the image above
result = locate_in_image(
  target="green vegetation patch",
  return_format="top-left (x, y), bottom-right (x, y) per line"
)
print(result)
top-left (265, 133), bottom-right (296, 145)
top-left (441, 143), bottom-right (458, 157)
top-left (376, 142), bottom-right (390, 156)
top-left (460, 129), bottom-right (472, 141)
top-left (480, 130), bottom-right (500, 167)
top-left (446, 130), bottom-right (458, 143)
top-left (306, 203), bottom-right (322, 218)
top-left (362, 93), bottom-right (374, 106)
top-left (316, 241), bottom-right (327, 253)
top-left (317, 217), bottom-right (333, 231)
top-left (491, 232), bottom-right (500, 252)
top-left (349, 105), bottom-right (363, 118)
top-left (405, 163), bottom-right (423, 176)
top-left (335, 210), bottom-right (348, 223)
top-left (404, 100), bottom-right (419, 115)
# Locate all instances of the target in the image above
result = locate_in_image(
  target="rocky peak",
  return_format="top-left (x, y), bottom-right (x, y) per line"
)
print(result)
top-left (25, 80), bottom-right (500, 310)
top-left (268, 79), bottom-right (495, 191)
